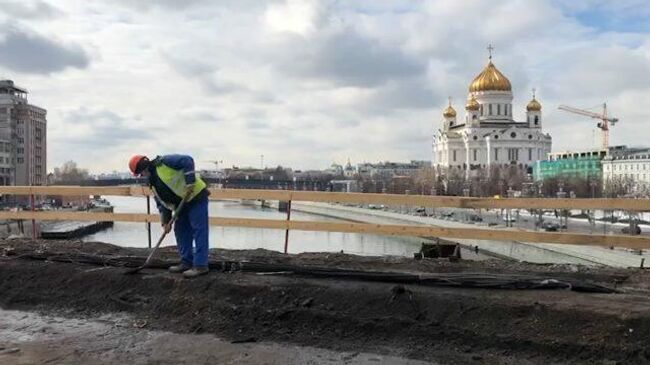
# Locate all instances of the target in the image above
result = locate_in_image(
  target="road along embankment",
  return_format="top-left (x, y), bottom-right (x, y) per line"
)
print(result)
top-left (284, 202), bottom-right (650, 267)
top-left (2, 239), bottom-right (650, 364)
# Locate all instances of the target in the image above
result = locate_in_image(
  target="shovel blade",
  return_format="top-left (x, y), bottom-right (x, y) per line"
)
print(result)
top-left (124, 266), bottom-right (144, 275)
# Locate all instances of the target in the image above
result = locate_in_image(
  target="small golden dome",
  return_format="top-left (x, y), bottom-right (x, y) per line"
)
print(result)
top-left (443, 104), bottom-right (457, 118)
top-left (469, 61), bottom-right (512, 92)
top-left (465, 95), bottom-right (480, 111)
top-left (527, 98), bottom-right (542, 111)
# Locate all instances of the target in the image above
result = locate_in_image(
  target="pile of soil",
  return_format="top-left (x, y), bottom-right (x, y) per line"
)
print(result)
top-left (2, 239), bottom-right (650, 364)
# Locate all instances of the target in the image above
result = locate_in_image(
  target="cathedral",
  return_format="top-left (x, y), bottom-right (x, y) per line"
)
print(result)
top-left (432, 50), bottom-right (552, 178)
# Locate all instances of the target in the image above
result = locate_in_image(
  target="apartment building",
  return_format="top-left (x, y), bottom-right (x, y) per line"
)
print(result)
top-left (0, 80), bottom-right (47, 186)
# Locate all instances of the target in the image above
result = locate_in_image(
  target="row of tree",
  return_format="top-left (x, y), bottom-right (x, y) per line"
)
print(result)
top-left (353, 165), bottom-right (644, 198)
top-left (49, 160), bottom-right (645, 198)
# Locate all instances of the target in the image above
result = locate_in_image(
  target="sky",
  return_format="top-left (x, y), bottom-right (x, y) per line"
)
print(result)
top-left (0, 0), bottom-right (649, 174)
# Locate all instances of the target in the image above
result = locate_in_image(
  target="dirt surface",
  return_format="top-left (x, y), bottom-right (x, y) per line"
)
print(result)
top-left (2, 239), bottom-right (650, 364)
top-left (0, 309), bottom-right (428, 365)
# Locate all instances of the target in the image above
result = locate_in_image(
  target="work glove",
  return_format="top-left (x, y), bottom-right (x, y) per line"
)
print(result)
top-left (184, 184), bottom-right (195, 200)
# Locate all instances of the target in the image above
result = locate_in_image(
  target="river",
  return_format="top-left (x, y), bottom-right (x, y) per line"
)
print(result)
top-left (83, 196), bottom-right (423, 257)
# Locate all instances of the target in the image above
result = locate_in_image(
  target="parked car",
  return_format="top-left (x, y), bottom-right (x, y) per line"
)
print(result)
top-left (622, 226), bottom-right (642, 235)
top-left (542, 222), bottom-right (560, 232)
top-left (468, 215), bottom-right (483, 222)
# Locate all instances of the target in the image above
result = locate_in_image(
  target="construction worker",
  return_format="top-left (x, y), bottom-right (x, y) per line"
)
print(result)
top-left (129, 154), bottom-right (210, 278)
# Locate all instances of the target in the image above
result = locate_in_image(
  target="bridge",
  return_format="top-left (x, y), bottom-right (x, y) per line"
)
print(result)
top-left (61, 178), bottom-right (332, 191)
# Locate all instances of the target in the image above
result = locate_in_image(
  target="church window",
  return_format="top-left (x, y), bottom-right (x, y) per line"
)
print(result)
top-left (510, 132), bottom-right (516, 138)
top-left (508, 148), bottom-right (519, 161)
top-left (472, 115), bottom-right (477, 120)
top-left (528, 148), bottom-right (533, 160)
top-left (480, 104), bottom-right (483, 115)
top-left (497, 104), bottom-right (501, 115)
top-left (494, 148), bottom-right (499, 161)
top-left (534, 116), bottom-right (539, 125)
top-left (453, 150), bottom-right (457, 162)
top-left (473, 149), bottom-right (478, 161)
top-left (473, 135), bottom-right (478, 140)
top-left (505, 104), bottom-right (509, 115)
top-left (528, 134), bottom-right (533, 140)
top-left (489, 104), bottom-right (493, 115)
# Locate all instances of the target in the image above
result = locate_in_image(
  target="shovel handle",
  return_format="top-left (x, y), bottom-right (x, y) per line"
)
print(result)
top-left (126, 198), bottom-right (187, 274)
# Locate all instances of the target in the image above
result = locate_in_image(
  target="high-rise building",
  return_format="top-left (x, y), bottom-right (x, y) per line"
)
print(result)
top-left (0, 80), bottom-right (47, 186)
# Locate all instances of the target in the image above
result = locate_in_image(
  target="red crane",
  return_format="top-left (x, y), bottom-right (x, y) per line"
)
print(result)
top-left (558, 103), bottom-right (619, 150)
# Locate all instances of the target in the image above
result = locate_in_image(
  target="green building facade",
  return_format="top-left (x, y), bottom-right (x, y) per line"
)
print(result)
top-left (533, 157), bottom-right (602, 181)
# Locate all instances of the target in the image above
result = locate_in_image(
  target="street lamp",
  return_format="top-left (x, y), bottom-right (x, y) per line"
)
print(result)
top-left (589, 179), bottom-right (597, 198)
top-left (556, 180), bottom-right (566, 199)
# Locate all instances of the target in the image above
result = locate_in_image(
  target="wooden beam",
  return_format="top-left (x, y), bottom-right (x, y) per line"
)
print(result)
top-left (0, 185), bottom-right (649, 211)
top-left (0, 211), bottom-right (158, 223)
top-left (0, 186), bottom-right (132, 196)
top-left (1, 210), bottom-right (649, 249)
top-left (211, 217), bottom-right (650, 249)
top-left (208, 189), bottom-right (650, 211)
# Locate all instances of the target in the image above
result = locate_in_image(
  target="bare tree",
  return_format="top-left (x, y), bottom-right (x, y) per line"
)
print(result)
top-left (444, 168), bottom-right (466, 196)
top-left (52, 161), bottom-right (89, 183)
top-left (413, 166), bottom-right (437, 195)
top-left (603, 176), bottom-right (636, 198)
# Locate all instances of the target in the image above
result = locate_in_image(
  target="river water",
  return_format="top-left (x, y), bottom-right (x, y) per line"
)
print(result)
top-left (83, 196), bottom-right (423, 257)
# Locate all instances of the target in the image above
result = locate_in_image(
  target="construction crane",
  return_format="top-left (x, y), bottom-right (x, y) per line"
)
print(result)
top-left (558, 103), bottom-right (618, 150)
top-left (202, 159), bottom-right (223, 169)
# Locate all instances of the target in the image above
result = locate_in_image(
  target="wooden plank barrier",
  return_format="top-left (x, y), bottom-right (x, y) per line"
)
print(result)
top-left (0, 185), bottom-right (649, 250)
top-left (1, 185), bottom-right (649, 211)
top-left (0, 210), bottom-right (649, 249)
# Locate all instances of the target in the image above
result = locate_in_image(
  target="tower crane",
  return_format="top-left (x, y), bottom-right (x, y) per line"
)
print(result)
top-left (558, 103), bottom-right (618, 150)
top-left (202, 159), bottom-right (223, 170)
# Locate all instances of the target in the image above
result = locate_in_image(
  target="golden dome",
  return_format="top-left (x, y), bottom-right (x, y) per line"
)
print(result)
top-left (465, 95), bottom-right (480, 111)
top-left (443, 104), bottom-right (457, 118)
top-left (527, 98), bottom-right (542, 111)
top-left (469, 61), bottom-right (512, 92)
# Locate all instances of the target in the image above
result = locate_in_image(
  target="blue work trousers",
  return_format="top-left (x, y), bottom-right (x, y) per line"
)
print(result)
top-left (174, 196), bottom-right (209, 268)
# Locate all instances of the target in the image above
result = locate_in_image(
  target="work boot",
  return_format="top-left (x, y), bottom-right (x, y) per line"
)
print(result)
top-left (168, 263), bottom-right (191, 273)
top-left (183, 267), bottom-right (209, 279)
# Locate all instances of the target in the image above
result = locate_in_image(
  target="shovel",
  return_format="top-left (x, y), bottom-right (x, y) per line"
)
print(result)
top-left (124, 199), bottom-right (187, 275)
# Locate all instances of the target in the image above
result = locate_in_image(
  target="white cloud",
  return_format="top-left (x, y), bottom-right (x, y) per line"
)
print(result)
top-left (0, 0), bottom-right (648, 173)
top-left (265, 0), bottom-right (327, 36)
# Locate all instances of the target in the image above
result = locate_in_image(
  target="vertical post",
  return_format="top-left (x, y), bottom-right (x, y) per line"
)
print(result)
top-left (30, 193), bottom-right (36, 239)
top-left (146, 195), bottom-right (152, 248)
top-left (564, 209), bottom-right (569, 231)
top-left (283, 200), bottom-right (292, 254)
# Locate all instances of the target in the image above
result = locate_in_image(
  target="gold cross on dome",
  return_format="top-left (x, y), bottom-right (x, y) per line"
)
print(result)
top-left (487, 44), bottom-right (494, 60)
top-left (532, 87), bottom-right (536, 99)
top-left (448, 96), bottom-right (452, 106)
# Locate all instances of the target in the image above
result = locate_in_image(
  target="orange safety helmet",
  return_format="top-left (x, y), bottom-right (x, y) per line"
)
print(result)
top-left (128, 155), bottom-right (149, 176)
